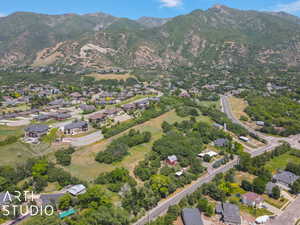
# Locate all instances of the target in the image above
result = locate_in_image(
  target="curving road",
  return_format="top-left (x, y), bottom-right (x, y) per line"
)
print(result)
top-left (221, 95), bottom-right (300, 152)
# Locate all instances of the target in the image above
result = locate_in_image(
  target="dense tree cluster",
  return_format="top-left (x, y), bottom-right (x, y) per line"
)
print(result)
top-left (55, 147), bottom-right (75, 166)
top-left (95, 168), bottom-right (137, 192)
top-left (199, 105), bottom-right (250, 137)
top-left (96, 129), bottom-right (151, 164)
top-left (245, 95), bottom-right (300, 136)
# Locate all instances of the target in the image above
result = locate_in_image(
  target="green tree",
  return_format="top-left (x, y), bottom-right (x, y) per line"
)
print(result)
top-left (58, 194), bottom-right (72, 210)
top-left (271, 186), bottom-right (280, 199)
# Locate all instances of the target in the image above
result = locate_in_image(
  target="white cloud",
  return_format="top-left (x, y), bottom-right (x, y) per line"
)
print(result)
top-left (0, 13), bottom-right (6, 17)
top-left (159, 0), bottom-right (183, 8)
top-left (273, 0), bottom-right (300, 13)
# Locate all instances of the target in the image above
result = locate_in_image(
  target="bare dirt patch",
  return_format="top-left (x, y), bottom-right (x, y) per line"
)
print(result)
top-left (87, 73), bottom-right (135, 81)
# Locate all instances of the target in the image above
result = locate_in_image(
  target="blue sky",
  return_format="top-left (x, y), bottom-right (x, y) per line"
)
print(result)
top-left (1, 0), bottom-right (300, 18)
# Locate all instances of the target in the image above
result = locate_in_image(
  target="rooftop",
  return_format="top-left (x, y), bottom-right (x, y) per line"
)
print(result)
top-left (181, 208), bottom-right (204, 225)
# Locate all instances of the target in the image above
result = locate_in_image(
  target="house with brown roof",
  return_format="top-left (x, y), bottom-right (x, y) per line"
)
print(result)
top-left (89, 113), bottom-right (106, 124)
top-left (241, 192), bottom-right (264, 208)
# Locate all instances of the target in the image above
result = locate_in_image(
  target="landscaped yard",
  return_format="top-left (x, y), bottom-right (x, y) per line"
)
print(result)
top-left (263, 194), bottom-right (288, 209)
top-left (265, 152), bottom-right (300, 173)
top-left (240, 205), bottom-right (272, 217)
top-left (64, 110), bottom-right (200, 181)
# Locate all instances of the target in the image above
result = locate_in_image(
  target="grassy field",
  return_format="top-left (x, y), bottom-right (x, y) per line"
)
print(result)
top-left (265, 153), bottom-right (300, 173)
top-left (64, 110), bottom-right (193, 181)
top-left (228, 96), bottom-right (249, 120)
top-left (0, 140), bottom-right (60, 166)
top-left (0, 125), bottom-right (25, 140)
top-left (87, 73), bottom-right (135, 81)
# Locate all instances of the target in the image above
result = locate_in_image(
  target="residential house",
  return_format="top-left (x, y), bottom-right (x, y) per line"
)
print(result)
top-left (25, 124), bottom-right (49, 138)
top-left (80, 104), bottom-right (96, 113)
top-left (49, 99), bottom-right (66, 107)
top-left (214, 138), bottom-right (229, 147)
top-left (51, 113), bottom-right (72, 121)
top-left (181, 208), bottom-right (204, 225)
top-left (166, 155), bottom-right (178, 166)
top-left (135, 99), bottom-right (150, 109)
top-left (67, 184), bottom-right (86, 196)
top-left (35, 114), bottom-right (51, 122)
top-left (265, 182), bottom-right (279, 196)
top-left (273, 171), bottom-right (299, 188)
top-left (216, 202), bottom-right (241, 225)
top-left (104, 108), bottom-right (122, 118)
top-left (241, 192), bottom-right (264, 208)
top-left (63, 121), bottom-right (88, 135)
top-left (39, 193), bottom-right (65, 207)
top-left (122, 103), bottom-right (136, 112)
top-left (88, 113), bottom-right (106, 124)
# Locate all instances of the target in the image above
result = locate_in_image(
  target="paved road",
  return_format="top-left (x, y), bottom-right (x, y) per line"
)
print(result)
top-left (221, 95), bottom-right (300, 151)
top-left (63, 131), bottom-right (104, 147)
top-left (266, 196), bottom-right (300, 225)
top-left (132, 96), bottom-right (300, 225)
top-left (134, 159), bottom-right (238, 225)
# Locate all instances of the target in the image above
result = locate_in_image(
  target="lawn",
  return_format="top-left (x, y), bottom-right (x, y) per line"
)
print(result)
top-left (240, 205), bottom-right (273, 217)
top-left (265, 153), bottom-right (300, 173)
top-left (86, 73), bottom-right (135, 81)
top-left (263, 195), bottom-right (288, 209)
top-left (64, 110), bottom-right (192, 181)
top-left (0, 125), bottom-right (25, 140)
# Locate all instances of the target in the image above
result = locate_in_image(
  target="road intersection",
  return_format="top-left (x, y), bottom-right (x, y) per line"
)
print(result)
top-left (133, 96), bottom-right (300, 225)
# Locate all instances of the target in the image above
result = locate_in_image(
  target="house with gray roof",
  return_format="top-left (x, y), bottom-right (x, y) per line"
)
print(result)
top-left (273, 171), bottom-right (299, 188)
top-left (80, 104), bottom-right (96, 113)
top-left (181, 208), bottom-right (204, 225)
top-left (25, 124), bottom-right (49, 138)
top-left (214, 138), bottom-right (229, 147)
top-left (216, 203), bottom-right (241, 225)
top-left (63, 121), bottom-right (88, 135)
top-left (265, 182), bottom-right (278, 195)
top-left (39, 193), bottom-right (65, 207)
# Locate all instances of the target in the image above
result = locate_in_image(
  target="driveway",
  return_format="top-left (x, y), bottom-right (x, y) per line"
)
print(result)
top-left (64, 131), bottom-right (104, 147)
top-left (266, 196), bottom-right (300, 225)
top-left (262, 202), bottom-right (282, 215)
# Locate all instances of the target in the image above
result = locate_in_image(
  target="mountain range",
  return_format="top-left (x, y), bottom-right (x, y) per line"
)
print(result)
top-left (1, 5), bottom-right (300, 73)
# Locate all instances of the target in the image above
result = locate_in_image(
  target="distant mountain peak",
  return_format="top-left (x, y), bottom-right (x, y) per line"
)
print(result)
top-left (212, 4), bottom-right (229, 9)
